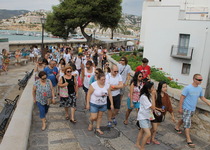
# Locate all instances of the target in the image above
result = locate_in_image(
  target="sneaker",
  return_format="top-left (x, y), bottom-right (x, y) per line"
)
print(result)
top-left (112, 118), bottom-right (117, 125)
top-left (107, 121), bottom-right (112, 127)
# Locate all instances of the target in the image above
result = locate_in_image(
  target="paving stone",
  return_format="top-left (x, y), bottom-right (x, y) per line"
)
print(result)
top-left (48, 107), bottom-right (63, 113)
top-left (48, 130), bottom-right (75, 142)
top-left (29, 136), bottom-right (48, 146)
top-left (76, 135), bottom-right (101, 148)
top-left (48, 121), bottom-right (70, 130)
top-left (28, 146), bottom-right (48, 150)
top-left (89, 145), bottom-right (111, 150)
top-left (107, 134), bottom-right (138, 150)
top-left (49, 142), bottom-right (82, 150)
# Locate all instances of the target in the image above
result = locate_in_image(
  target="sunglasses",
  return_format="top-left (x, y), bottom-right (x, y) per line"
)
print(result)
top-left (66, 71), bottom-right (72, 73)
top-left (95, 72), bottom-right (98, 74)
top-left (120, 60), bottom-right (125, 61)
top-left (106, 64), bottom-right (109, 66)
top-left (195, 78), bottom-right (203, 81)
top-left (41, 77), bottom-right (47, 80)
top-left (138, 76), bottom-right (143, 78)
top-left (114, 71), bottom-right (119, 73)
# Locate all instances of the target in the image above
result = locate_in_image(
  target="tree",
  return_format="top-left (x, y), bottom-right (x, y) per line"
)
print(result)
top-left (45, 0), bottom-right (122, 44)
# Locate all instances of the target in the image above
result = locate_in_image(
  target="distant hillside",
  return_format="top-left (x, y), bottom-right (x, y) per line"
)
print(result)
top-left (0, 9), bottom-right (30, 20)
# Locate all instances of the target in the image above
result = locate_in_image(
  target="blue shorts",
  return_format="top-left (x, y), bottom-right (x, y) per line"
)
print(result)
top-left (139, 119), bottom-right (151, 129)
top-left (0, 65), bottom-right (2, 69)
top-left (37, 102), bottom-right (48, 119)
top-left (127, 97), bottom-right (140, 109)
top-left (182, 109), bottom-right (194, 128)
top-left (90, 102), bottom-right (107, 113)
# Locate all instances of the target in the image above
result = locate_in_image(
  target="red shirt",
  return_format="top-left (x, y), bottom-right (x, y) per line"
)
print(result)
top-left (135, 65), bottom-right (151, 79)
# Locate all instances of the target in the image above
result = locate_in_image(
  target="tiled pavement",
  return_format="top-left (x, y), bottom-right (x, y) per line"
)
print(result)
top-left (28, 88), bottom-right (210, 150)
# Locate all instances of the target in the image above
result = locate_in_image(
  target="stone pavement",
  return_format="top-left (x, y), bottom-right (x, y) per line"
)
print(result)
top-left (28, 87), bottom-right (210, 150)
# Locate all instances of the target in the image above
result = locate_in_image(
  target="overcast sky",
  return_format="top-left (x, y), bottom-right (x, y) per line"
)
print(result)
top-left (0, 0), bottom-right (144, 16)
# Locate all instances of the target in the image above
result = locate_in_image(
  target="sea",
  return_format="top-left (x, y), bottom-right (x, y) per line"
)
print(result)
top-left (0, 30), bottom-right (61, 41)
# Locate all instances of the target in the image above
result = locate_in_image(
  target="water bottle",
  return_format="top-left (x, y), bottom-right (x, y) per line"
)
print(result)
top-left (162, 106), bottom-right (165, 110)
top-left (154, 110), bottom-right (161, 116)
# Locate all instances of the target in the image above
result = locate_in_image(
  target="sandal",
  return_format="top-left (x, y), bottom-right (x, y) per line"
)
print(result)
top-left (95, 128), bottom-right (104, 135)
top-left (65, 116), bottom-right (69, 120)
top-left (88, 121), bottom-right (93, 131)
top-left (174, 128), bottom-right (182, 134)
top-left (152, 140), bottom-right (160, 145)
top-left (146, 139), bottom-right (151, 144)
top-left (70, 119), bottom-right (77, 123)
top-left (187, 142), bottom-right (195, 148)
top-left (123, 120), bottom-right (128, 125)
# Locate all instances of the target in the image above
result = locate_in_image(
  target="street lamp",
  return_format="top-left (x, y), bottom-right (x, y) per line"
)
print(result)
top-left (40, 17), bottom-right (46, 57)
top-left (93, 28), bottom-right (96, 44)
top-left (65, 26), bottom-right (68, 46)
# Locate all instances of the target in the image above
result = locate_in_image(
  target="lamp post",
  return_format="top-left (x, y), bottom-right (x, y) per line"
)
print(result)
top-left (40, 17), bottom-right (46, 57)
top-left (93, 28), bottom-right (96, 44)
top-left (65, 26), bottom-right (68, 46)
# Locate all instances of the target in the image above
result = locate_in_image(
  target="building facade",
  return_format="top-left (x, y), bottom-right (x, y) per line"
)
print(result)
top-left (140, 0), bottom-right (210, 97)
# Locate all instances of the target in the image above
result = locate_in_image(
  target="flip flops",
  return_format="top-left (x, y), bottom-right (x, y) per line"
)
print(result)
top-left (174, 128), bottom-right (182, 134)
top-left (123, 120), bottom-right (128, 125)
top-left (187, 142), bottom-right (195, 148)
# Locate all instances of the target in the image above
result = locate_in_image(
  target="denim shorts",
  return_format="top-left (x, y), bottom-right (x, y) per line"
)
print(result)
top-left (139, 119), bottom-right (151, 128)
top-left (127, 97), bottom-right (140, 109)
top-left (182, 109), bottom-right (194, 128)
top-left (37, 102), bottom-right (48, 119)
top-left (90, 102), bottom-right (107, 113)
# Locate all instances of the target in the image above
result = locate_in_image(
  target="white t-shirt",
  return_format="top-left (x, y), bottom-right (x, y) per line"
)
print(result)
top-left (72, 70), bottom-right (79, 81)
top-left (83, 68), bottom-right (95, 88)
top-left (105, 73), bottom-right (122, 96)
top-left (90, 81), bottom-right (109, 105)
top-left (137, 94), bottom-right (154, 120)
top-left (63, 53), bottom-right (71, 63)
top-left (117, 64), bottom-right (131, 84)
top-left (74, 57), bottom-right (82, 70)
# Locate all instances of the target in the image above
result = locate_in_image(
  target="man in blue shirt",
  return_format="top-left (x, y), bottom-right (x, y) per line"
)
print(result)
top-left (175, 74), bottom-right (210, 148)
top-left (44, 60), bottom-right (58, 101)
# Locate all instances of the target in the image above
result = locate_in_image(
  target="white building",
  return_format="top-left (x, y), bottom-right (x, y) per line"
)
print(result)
top-left (140, 0), bottom-right (210, 97)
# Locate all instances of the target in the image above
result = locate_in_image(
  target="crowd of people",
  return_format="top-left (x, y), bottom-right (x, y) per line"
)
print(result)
top-left (20, 44), bottom-right (210, 150)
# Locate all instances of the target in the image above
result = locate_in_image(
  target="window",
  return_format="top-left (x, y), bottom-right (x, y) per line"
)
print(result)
top-left (182, 63), bottom-right (191, 74)
top-left (178, 34), bottom-right (190, 56)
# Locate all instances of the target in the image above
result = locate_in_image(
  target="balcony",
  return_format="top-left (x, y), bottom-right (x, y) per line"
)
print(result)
top-left (170, 45), bottom-right (194, 60)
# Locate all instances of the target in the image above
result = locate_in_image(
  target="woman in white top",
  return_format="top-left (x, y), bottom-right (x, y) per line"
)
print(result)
top-left (71, 63), bottom-right (79, 81)
top-left (135, 82), bottom-right (155, 150)
top-left (81, 60), bottom-right (95, 104)
top-left (86, 72), bottom-right (114, 135)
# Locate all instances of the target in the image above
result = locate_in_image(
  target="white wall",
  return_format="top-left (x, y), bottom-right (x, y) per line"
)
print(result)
top-left (141, 5), bottom-right (210, 92)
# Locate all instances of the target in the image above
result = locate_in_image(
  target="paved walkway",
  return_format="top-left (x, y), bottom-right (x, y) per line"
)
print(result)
top-left (28, 87), bottom-right (210, 150)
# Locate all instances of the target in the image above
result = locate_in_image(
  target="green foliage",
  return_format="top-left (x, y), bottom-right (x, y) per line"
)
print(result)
top-left (45, 0), bottom-right (122, 42)
top-left (111, 53), bottom-right (183, 89)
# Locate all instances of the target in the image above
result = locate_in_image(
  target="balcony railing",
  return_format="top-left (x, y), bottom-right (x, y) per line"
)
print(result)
top-left (170, 45), bottom-right (194, 60)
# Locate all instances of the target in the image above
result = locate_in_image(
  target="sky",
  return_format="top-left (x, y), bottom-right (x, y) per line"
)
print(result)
top-left (0, 0), bottom-right (144, 16)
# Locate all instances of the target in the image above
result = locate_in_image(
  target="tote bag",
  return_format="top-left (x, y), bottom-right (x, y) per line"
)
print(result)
top-left (60, 77), bottom-right (68, 97)
top-left (77, 76), bottom-right (83, 88)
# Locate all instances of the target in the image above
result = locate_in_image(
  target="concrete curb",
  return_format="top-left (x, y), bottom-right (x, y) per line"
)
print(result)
top-left (0, 74), bottom-right (34, 150)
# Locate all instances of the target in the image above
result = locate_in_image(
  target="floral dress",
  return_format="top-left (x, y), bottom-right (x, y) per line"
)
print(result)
top-left (34, 79), bottom-right (52, 105)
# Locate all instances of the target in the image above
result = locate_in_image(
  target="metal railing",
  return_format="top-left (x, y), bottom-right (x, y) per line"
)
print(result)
top-left (170, 45), bottom-right (194, 60)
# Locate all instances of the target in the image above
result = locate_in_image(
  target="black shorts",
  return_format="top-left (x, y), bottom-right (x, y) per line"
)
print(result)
top-left (83, 85), bottom-right (88, 93)
top-left (107, 94), bottom-right (121, 109)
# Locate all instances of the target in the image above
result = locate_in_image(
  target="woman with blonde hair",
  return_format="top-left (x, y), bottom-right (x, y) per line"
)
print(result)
top-left (58, 66), bottom-right (78, 122)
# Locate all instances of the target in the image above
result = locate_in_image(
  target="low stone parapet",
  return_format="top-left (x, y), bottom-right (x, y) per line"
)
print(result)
top-left (0, 74), bottom-right (34, 150)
